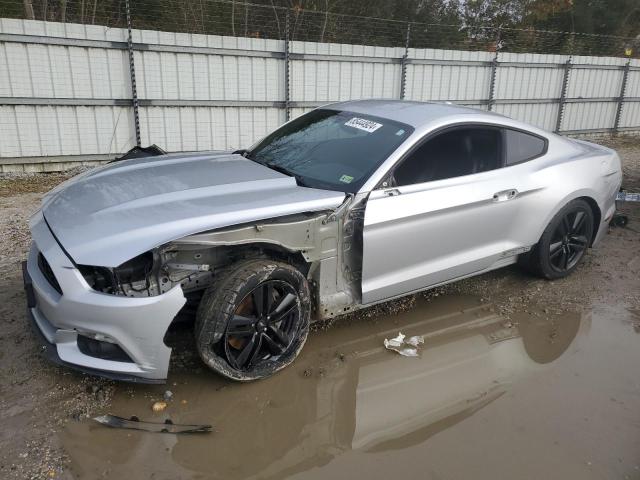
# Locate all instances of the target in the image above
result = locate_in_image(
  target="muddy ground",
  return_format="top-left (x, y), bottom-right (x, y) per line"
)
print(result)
top-left (0, 137), bottom-right (638, 480)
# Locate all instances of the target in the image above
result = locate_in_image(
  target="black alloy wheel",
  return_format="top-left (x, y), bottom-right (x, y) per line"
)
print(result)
top-left (224, 280), bottom-right (299, 371)
top-left (525, 198), bottom-right (594, 280)
top-left (548, 209), bottom-right (590, 273)
top-left (195, 259), bottom-right (311, 381)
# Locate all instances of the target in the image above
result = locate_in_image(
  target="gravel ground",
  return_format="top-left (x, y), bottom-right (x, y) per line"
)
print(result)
top-left (0, 137), bottom-right (638, 479)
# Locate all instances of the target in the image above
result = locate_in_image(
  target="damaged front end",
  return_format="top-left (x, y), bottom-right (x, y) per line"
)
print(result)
top-left (77, 195), bottom-right (369, 321)
top-left (26, 192), bottom-right (367, 383)
top-left (24, 212), bottom-right (186, 383)
top-left (77, 250), bottom-right (213, 299)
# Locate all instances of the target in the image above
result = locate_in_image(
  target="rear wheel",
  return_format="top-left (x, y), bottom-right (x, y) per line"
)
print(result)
top-left (527, 199), bottom-right (594, 280)
top-left (195, 259), bottom-right (310, 381)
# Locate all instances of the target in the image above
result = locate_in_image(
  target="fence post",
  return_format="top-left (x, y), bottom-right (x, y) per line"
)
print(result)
top-left (555, 58), bottom-right (572, 133)
top-left (487, 29), bottom-right (500, 112)
top-left (125, 0), bottom-right (141, 147)
top-left (614, 58), bottom-right (631, 134)
top-left (284, 12), bottom-right (291, 121)
top-left (400, 23), bottom-right (411, 100)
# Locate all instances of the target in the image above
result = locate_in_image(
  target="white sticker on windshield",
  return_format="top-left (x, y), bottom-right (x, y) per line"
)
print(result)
top-left (344, 117), bottom-right (383, 133)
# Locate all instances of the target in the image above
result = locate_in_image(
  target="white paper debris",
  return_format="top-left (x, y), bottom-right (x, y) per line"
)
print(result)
top-left (383, 332), bottom-right (425, 357)
top-left (385, 332), bottom-right (405, 347)
top-left (405, 335), bottom-right (424, 347)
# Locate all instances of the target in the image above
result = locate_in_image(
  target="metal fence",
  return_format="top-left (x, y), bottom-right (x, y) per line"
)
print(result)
top-left (1, 0), bottom-right (639, 172)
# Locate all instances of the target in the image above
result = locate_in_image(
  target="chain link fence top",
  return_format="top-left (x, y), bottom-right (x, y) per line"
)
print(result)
top-left (2, 0), bottom-right (638, 57)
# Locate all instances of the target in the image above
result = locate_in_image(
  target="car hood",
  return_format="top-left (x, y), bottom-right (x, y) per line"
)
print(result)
top-left (40, 152), bottom-right (345, 267)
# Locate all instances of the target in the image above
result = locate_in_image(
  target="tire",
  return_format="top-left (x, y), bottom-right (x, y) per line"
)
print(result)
top-left (526, 199), bottom-right (594, 280)
top-left (195, 259), bottom-right (311, 381)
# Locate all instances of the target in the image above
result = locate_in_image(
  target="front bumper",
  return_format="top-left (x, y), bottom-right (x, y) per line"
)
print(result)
top-left (23, 211), bottom-right (186, 383)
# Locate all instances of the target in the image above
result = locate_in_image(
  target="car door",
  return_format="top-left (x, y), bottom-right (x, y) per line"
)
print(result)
top-left (361, 125), bottom-right (525, 305)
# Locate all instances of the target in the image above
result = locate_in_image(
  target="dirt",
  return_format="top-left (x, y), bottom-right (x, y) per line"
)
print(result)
top-left (0, 137), bottom-right (639, 480)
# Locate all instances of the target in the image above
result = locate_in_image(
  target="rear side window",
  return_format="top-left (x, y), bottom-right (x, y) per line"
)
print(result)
top-left (504, 129), bottom-right (546, 165)
top-left (394, 127), bottom-right (502, 186)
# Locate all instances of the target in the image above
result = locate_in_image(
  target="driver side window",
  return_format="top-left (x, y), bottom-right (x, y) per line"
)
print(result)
top-left (393, 127), bottom-right (502, 186)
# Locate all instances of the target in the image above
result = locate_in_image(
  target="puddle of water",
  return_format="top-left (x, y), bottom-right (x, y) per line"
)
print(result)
top-left (60, 295), bottom-right (640, 480)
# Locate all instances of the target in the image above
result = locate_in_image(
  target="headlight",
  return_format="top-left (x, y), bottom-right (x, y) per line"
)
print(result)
top-left (78, 264), bottom-right (117, 292)
top-left (113, 252), bottom-right (154, 284)
top-left (79, 251), bottom-right (154, 294)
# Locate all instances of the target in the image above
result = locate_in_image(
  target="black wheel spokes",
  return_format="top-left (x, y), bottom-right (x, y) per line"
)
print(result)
top-left (560, 215), bottom-right (571, 236)
top-left (549, 210), bottom-right (589, 272)
top-left (270, 293), bottom-right (296, 324)
top-left (251, 283), bottom-right (273, 318)
top-left (572, 211), bottom-right (586, 232)
top-left (549, 241), bottom-right (563, 259)
top-left (267, 324), bottom-right (290, 347)
top-left (225, 281), bottom-right (299, 371)
top-left (234, 332), bottom-right (259, 368)
top-left (568, 234), bottom-right (588, 250)
top-left (262, 333), bottom-right (285, 355)
top-left (226, 315), bottom-right (255, 337)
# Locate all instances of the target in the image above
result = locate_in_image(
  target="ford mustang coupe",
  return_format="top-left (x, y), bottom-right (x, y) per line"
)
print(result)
top-left (23, 100), bottom-right (622, 382)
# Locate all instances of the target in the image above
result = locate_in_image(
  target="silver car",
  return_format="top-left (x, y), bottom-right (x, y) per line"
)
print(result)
top-left (23, 100), bottom-right (622, 382)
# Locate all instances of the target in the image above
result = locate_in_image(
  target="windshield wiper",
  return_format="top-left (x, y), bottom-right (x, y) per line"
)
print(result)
top-left (265, 162), bottom-right (308, 187)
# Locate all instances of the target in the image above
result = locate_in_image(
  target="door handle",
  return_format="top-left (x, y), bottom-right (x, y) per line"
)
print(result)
top-left (384, 188), bottom-right (401, 197)
top-left (493, 189), bottom-right (519, 202)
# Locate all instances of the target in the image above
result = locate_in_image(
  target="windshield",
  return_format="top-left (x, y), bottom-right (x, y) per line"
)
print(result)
top-left (246, 109), bottom-right (413, 193)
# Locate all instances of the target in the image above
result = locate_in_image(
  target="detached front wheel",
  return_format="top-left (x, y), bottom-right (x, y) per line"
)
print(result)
top-left (195, 260), bottom-right (311, 381)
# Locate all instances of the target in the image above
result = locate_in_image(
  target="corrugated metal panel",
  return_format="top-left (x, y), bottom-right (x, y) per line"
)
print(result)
top-left (620, 58), bottom-right (640, 128)
top-left (0, 20), bottom-right (287, 154)
top-left (495, 53), bottom-right (568, 100)
top-left (135, 30), bottom-right (284, 101)
top-left (135, 50), bottom-right (283, 101)
top-left (0, 17), bottom-right (125, 40)
top-left (619, 101), bottom-right (640, 129)
top-left (566, 55), bottom-right (626, 98)
top-left (0, 20), bottom-right (129, 99)
top-left (562, 102), bottom-right (618, 131)
top-left (405, 49), bottom-right (493, 102)
top-left (132, 29), bottom-right (283, 52)
top-left (624, 70), bottom-right (640, 98)
top-left (0, 105), bottom-right (133, 157)
top-left (290, 42), bottom-right (402, 102)
top-left (493, 103), bottom-right (559, 131)
top-left (139, 106), bottom-right (283, 151)
top-left (2, 18), bottom-right (640, 165)
top-left (499, 52), bottom-right (568, 64)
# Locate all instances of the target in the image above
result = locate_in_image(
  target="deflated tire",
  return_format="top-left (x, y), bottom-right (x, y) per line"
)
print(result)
top-left (195, 259), bottom-right (311, 381)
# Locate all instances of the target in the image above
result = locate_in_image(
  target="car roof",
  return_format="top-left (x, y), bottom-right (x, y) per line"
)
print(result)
top-left (325, 99), bottom-right (505, 129)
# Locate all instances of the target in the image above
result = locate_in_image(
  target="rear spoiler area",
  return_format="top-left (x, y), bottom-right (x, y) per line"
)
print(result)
top-left (568, 138), bottom-right (616, 156)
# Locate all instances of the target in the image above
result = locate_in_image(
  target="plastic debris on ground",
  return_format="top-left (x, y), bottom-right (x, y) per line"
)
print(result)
top-left (383, 332), bottom-right (425, 357)
top-left (93, 414), bottom-right (211, 434)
